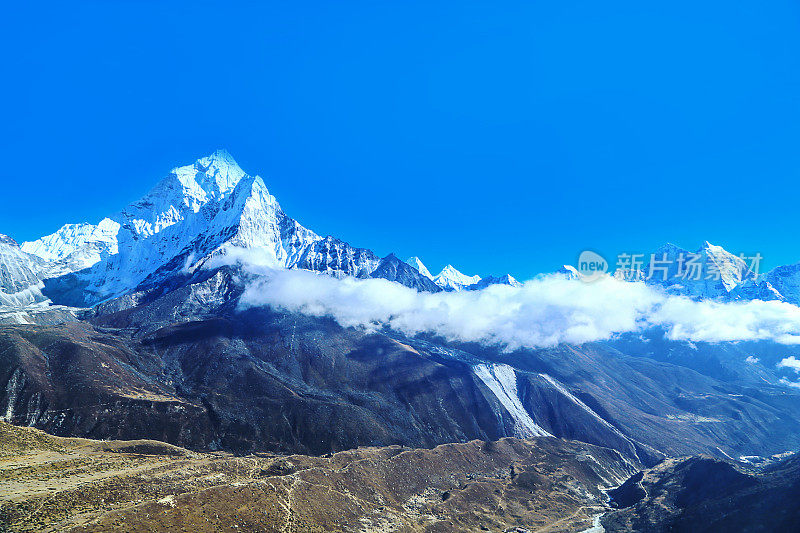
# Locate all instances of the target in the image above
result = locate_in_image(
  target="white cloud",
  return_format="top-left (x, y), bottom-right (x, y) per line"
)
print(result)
top-left (652, 297), bottom-right (800, 345)
top-left (779, 378), bottom-right (800, 389)
top-left (236, 268), bottom-right (800, 349)
top-left (778, 356), bottom-right (800, 373)
top-left (745, 356), bottom-right (759, 364)
top-left (202, 245), bottom-right (281, 271)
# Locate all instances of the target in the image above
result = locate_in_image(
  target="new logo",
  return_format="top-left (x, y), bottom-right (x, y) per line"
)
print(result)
top-left (577, 250), bottom-right (608, 282)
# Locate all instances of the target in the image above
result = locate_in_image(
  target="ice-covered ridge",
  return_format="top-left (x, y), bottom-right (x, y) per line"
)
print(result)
top-left (474, 363), bottom-right (551, 438)
top-left (0, 234), bottom-right (51, 306)
top-left (406, 256), bottom-right (433, 279)
top-left (21, 220), bottom-right (120, 267)
top-left (434, 264), bottom-right (482, 291)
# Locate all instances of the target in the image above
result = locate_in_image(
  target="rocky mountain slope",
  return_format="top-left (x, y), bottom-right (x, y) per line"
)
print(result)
top-left (2, 265), bottom-right (800, 465)
top-left (603, 452), bottom-right (800, 532)
top-left (0, 421), bottom-right (636, 533)
top-left (3, 151), bottom-right (800, 531)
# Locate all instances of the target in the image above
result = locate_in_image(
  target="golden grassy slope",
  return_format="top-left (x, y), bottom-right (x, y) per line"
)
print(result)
top-left (0, 422), bottom-right (635, 532)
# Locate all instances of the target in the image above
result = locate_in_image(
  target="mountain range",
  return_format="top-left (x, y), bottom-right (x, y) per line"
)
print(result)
top-left (0, 151), bottom-right (518, 313)
top-left (610, 240), bottom-right (800, 303)
top-left (1, 151), bottom-right (800, 531)
top-left (3, 150), bottom-right (800, 316)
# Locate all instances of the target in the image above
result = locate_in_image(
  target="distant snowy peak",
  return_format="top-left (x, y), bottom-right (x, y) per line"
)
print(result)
top-left (21, 220), bottom-right (120, 269)
top-left (556, 265), bottom-right (581, 281)
top-left (582, 240), bottom-right (788, 303)
top-left (406, 257), bottom-right (520, 291)
top-left (433, 264), bottom-right (482, 291)
top-left (0, 235), bottom-right (50, 306)
top-left (699, 241), bottom-right (755, 291)
top-left (734, 262), bottom-right (800, 306)
top-left (470, 274), bottom-right (522, 290)
top-left (761, 264), bottom-right (800, 305)
top-left (405, 257), bottom-right (433, 279)
top-left (554, 241), bottom-right (800, 306)
top-left (372, 254), bottom-right (441, 292)
top-left (649, 241), bottom-right (756, 298)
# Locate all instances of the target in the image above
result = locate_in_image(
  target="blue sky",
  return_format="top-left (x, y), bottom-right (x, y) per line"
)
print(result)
top-left (2, 1), bottom-right (799, 279)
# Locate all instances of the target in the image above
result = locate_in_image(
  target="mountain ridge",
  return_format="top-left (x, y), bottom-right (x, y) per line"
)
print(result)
top-left (10, 151), bottom-right (517, 307)
top-left (556, 240), bottom-right (800, 304)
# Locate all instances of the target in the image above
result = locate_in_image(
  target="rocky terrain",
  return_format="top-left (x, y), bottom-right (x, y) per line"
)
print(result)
top-left (603, 453), bottom-right (800, 532)
top-left (0, 421), bottom-right (637, 532)
top-left (3, 267), bottom-right (800, 465)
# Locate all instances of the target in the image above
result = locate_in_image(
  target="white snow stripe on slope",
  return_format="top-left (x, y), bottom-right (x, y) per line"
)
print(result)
top-left (474, 363), bottom-right (551, 438)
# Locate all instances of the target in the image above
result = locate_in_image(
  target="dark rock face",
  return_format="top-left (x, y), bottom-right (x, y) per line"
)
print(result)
top-left (4, 268), bottom-right (800, 464)
top-left (138, 310), bottom-right (512, 454)
top-left (0, 315), bottom-right (500, 455)
top-left (608, 471), bottom-right (646, 509)
top-left (604, 454), bottom-right (800, 532)
top-left (0, 323), bottom-right (212, 447)
top-left (369, 253), bottom-right (442, 292)
top-left (293, 235), bottom-right (381, 279)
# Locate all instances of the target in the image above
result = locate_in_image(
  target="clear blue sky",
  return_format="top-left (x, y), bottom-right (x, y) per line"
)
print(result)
top-left (2, 1), bottom-right (800, 279)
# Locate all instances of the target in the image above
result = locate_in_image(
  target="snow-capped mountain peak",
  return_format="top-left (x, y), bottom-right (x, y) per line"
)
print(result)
top-left (556, 265), bottom-right (581, 280)
top-left (11, 151), bottom-right (539, 306)
top-left (122, 149), bottom-right (250, 233)
top-left (469, 274), bottom-right (522, 290)
top-left (171, 149), bottom-right (245, 207)
top-left (434, 264), bottom-right (482, 291)
top-left (0, 234), bottom-right (50, 307)
top-left (605, 241), bottom-right (758, 300)
top-left (21, 220), bottom-right (120, 270)
top-left (699, 241), bottom-right (753, 292)
top-left (500, 273), bottom-right (521, 286)
top-left (405, 256), bottom-right (433, 279)
top-left (196, 149), bottom-right (247, 194)
top-left (20, 150), bottom-right (249, 271)
top-left (410, 260), bottom-right (521, 291)
top-left (17, 151), bottom-right (300, 306)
